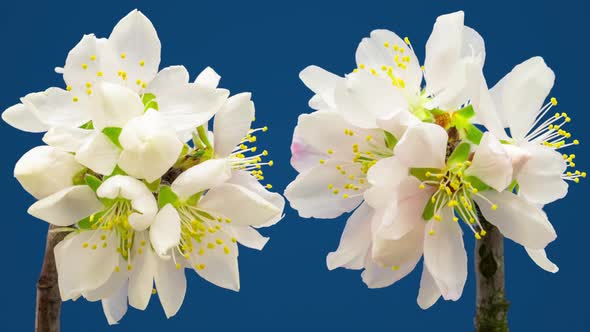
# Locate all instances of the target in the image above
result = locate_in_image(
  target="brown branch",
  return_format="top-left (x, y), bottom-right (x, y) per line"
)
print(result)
top-left (475, 206), bottom-right (510, 332)
top-left (36, 225), bottom-right (66, 332)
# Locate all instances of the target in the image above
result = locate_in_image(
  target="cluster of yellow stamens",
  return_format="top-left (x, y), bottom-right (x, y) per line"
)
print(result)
top-left (229, 124), bottom-right (273, 189)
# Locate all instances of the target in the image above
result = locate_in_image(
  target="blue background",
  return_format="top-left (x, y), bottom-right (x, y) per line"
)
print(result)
top-left (0, 0), bottom-right (588, 331)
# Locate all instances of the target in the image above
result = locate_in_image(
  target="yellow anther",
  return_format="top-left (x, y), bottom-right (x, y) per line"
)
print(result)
top-left (120, 53), bottom-right (126, 59)
top-left (365, 135), bottom-right (372, 141)
top-left (223, 246), bottom-right (230, 254)
top-left (216, 239), bottom-right (224, 245)
top-left (327, 149), bottom-right (334, 154)
top-left (268, 160), bottom-right (274, 166)
top-left (343, 194), bottom-right (349, 199)
top-left (475, 233), bottom-right (482, 240)
top-left (175, 263), bottom-right (181, 270)
top-left (391, 265), bottom-right (400, 271)
top-left (82, 242), bottom-right (89, 248)
top-left (97, 71), bottom-right (103, 77)
top-left (574, 139), bottom-right (580, 145)
top-left (90, 55), bottom-right (96, 61)
top-left (384, 42), bottom-right (390, 48)
top-left (359, 64), bottom-right (365, 69)
top-left (262, 150), bottom-right (269, 156)
top-left (428, 229), bottom-right (435, 236)
top-left (207, 243), bottom-right (216, 249)
top-left (491, 204), bottom-right (498, 211)
top-left (418, 183), bottom-right (425, 190)
top-left (480, 230), bottom-right (487, 236)
top-left (472, 188), bottom-right (479, 194)
top-left (114, 266), bottom-right (120, 272)
top-left (86, 89), bottom-right (92, 95)
top-left (404, 37), bottom-right (411, 45)
top-left (136, 79), bottom-right (142, 85)
top-left (434, 215), bottom-right (442, 222)
top-left (266, 184), bottom-right (273, 189)
top-left (81, 63), bottom-right (88, 69)
top-left (66, 85), bottom-right (72, 91)
top-left (327, 184), bottom-right (334, 189)
top-left (152, 288), bottom-right (157, 295)
top-left (72, 97), bottom-right (79, 102)
top-left (139, 60), bottom-right (145, 66)
top-left (453, 217), bottom-right (459, 222)
top-left (551, 97), bottom-right (558, 106)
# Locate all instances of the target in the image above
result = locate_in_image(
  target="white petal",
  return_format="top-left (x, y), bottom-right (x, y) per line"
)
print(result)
top-left (490, 57), bottom-right (555, 140)
top-left (150, 204), bottom-right (181, 257)
top-left (97, 175), bottom-right (158, 230)
top-left (299, 65), bottom-right (342, 108)
top-left (171, 159), bottom-right (232, 200)
top-left (75, 132), bottom-right (120, 175)
top-left (465, 132), bottom-right (513, 191)
top-left (355, 29), bottom-right (422, 94)
top-left (394, 122), bottom-right (447, 169)
top-left (199, 183), bottom-right (281, 227)
top-left (154, 258), bottom-right (186, 318)
top-left (193, 233), bottom-right (240, 291)
top-left (195, 66), bottom-right (221, 88)
top-left (517, 143), bottom-right (568, 204)
top-left (21, 88), bottom-right (92, 128)
top-left (28, 186), bottom-right (104, 226)
top-left (109, 10), bottom-right (161, 91)
top-left (118, 109), bottom-right (183, 182)
top-left (43, 127), bottom-right (94, 152)
top-left (417, 265), bottom-right (441, 309)
top-left (372, 219), bottom-right (424, 269)
top-left (232, 226), bottom-right (269, 250)
top-left (227, 170), bottom-right (285, 227)
top-left (157, 84), bottom-right (229, 133)
top-left (147, 66), bottom-right (190, 96)
top-left (83, 255), bottom-right (128, 301)
top-left (128, 232), bottom-right (156, 310)
top-left (474, 191), bottom-right (556, 249)
top-left (2, 103), bottom-right (48, 132)
top-left (334, 71), bottom-right (408, 128)
top-left (364, 157), bottom-right (408, 209)
top-left (525, 248), bottom-right (559, 273)
top-left (91, 82), bottom-right (145, 130)
top-left (213, 93), bottom-right (255, 157)
top-left (62, 34), bottom-right (120, 89)
top-left (376, 110), bottom-right (420, 139)
top-left (361, 253), bottom-right (420, 289)
top-left (290, 135), bottom-right (328, 173)
top-left (423, 210), bottom-right (467, 301)
top-left (14, 146), bottom-right (84, 199)
top-left (55, 231), bottom-right (118, 300)
top-left (284, 161), bottom-right (363, 219)
top-left (327, 203), bottom-right (373, 270)
top-left (424, 11), bottom-right (465, 95)
top-left (101, 280), bottom-right (129, 325)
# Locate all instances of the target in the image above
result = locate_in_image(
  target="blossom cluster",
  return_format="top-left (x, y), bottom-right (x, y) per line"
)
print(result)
top-left (3, 10), bottom-right (284, 323)
top-left (286, 11), bottom-right (582, 308)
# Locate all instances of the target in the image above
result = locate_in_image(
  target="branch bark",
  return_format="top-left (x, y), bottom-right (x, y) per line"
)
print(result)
top-left (475, 207), bottom-right (510, 332)
top-left (36, 225), bottom-right (66, 332)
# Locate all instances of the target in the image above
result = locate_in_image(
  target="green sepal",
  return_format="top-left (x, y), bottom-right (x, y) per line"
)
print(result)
top-left (384, 131), bottom-right (398, 149)
top-left (79, 121), bottom-right (94, 130)
top-left (77, 211), bottom-right (105, 230)
top-left (464, 175), bottom-right (491, 192)
top-left (197, 126), bottom-right (212, 149)
top-left (410, 168), bottom-right (441, 182)
top-left (158, 185), bottom-right (179, 209)
top-left (102, 127), bottom-right (123, 149)
top-left (455, 105), bottom-right (475, 119)
top-left (422, 196), bottom-right (436, 221)
top-left (194, 209), bottom-right (216, 220)
top-left (186, 191), bottom-right (203, 206)
top-left (430, 108), bottom-right (446, 117)
top-left (142, 93), bottom-right (159, 111)
top-left (105, 165), bottom-right (127, 178)
top-left (84, 174), bottom-right (103, 192)
top-left (464, 124), bottom-right (483, 145)
top-left (145, 178), bottom-right (161, 192)
top-left (72, 168), bottom-right (88, 185)
top-left (447, 142), bottom-right (471, 167)
top-left (412, 108), bottom-right (435, 122)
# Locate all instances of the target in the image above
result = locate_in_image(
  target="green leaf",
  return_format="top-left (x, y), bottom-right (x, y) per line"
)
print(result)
top-left (422, 196), bottom-right (436, 221)
top-left (84, 174), bottom-right (103, 192)
top-left (455, 105), bottom-right (475, 119)
top-left (447, 142), bottom-right (471, 167)
top-left (464, 175), bottom-right (491, 192)
top-left (384, 131), bottom-right (398, 149)
top-left (464, 124), bottom-right (483, 145)
top-left (158, 185), bottom-right (179, 209)
top-left (102, 127), bottom-right (123, 149)
top-left (410, 168), bottom-right (441, 182)
top-left (142, 93), bottom-right (159, 111)
top-left (145, 178), bottom-right (161, 192)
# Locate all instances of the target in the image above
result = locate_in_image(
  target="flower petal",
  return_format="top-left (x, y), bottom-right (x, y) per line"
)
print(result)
top-left (517, 143), bottom-right (568, 204)
top-left (299, 65), bottom-right (341, 109)
top-left (355, 29), bottom-right (422, 95)
top-left (490, 57), bottom-right (555, 140)
top-left (213, 93), bottom-right (255, 157)
top-left (28, 186), bottom-right (104, 226)
top-left (372, 218), bottom-right (424, 269)
top-left (2, 103), bottom-right (48, 132)
top-left (21, 88), bottom-right (92, 128)
top-left (199, 183), bottom-right (281, 227)
top-left (108, 10), bottom-right (161, 91)
top-left (75, 132), bottom-right (120, 176)
top-left (327, 203), bottom-right (373, 270)
top-left (147, 66), bottom-right (190, 96)
top-left (232, 226), bottom-right (269, 250)
top-left (43, 126), bottom-right (94, 153)
top-left (284, 160), bottom-right (363, 219)
top-left (118, 109), bottom-right (183, 182)
top-left (101, 280), bottom-right (129, 325)
top-left (361, 252), bottom-right (420, 289)
top-left (91, 82), bottom-right (144, 130)
top-left (525, 248), bottom-right (559, 273)
top-left (128, 232), bottom-right (156, 310)
top-left (394, 122), bottom-right (447, 169)
top-left (97, 175), bottom-right (158, 231)
top-left (465, 132), bottom-right (513, 191)
top-left (290, 135), bottom-right (327, 173)
top-left (474, 191), bottom-right (556, 249)
top-left (364, 157), bottom-right (408, 209)
top-left (171, 159), bottom-right (232, 200)
top-left (154, 258), bottom-right (186, 318)
top-left (55, 231), bottom-right (118, 300)
top-left (14, 145), bottom-right (84, 199)
top-left (423, 209), bottom-right (467, 301)
top-left (150, 204), bottom-right (181, 258)
top-left (417, 265), bottom-right (441, 309)
top-left (194, 66), bottom-right (221, 88)
top-left (193, 231), bottom-right (240, 291)
top-left (334, 71), bottom-right (408, 128)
